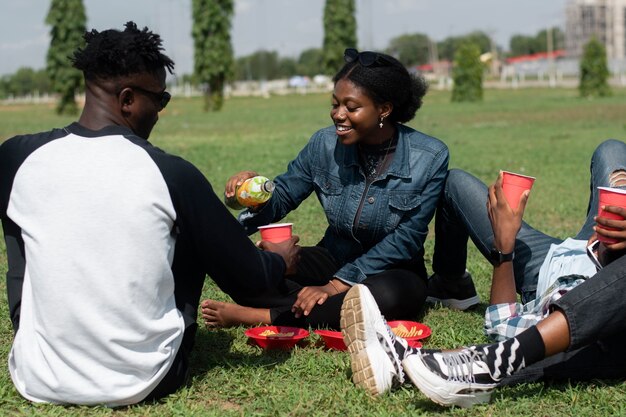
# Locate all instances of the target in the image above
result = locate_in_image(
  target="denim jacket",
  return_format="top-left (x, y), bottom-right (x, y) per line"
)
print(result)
top-left (240, 124), bottom-right (449, 284)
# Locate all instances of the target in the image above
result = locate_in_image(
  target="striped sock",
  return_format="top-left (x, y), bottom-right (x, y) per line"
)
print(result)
top-left (479, 326), bottom-right (545, 380)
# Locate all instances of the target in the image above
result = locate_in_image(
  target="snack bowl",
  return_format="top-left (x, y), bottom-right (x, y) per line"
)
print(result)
top-left (388, 320), bottom-right (431, 346)
top-left (314, 329), bottom-right (347, 351)
top-left (245, 326), bottom-right (309, 350)
top-left (406, 339), bottom-right (423, 348)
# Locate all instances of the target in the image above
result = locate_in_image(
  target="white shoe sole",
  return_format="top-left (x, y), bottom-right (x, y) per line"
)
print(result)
top-left (340, 285), bottom-right (397, 396)
top-left (402, 354), bottom-right (495, 408)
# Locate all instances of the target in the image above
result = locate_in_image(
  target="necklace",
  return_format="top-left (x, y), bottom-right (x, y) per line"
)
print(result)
top-left (360, 136), bottom-right (395, 179)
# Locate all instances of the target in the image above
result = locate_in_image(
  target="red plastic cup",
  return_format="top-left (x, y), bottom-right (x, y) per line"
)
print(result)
top-left (258, 223), bottom-right (293, 243)
top-left (597, 187), bottom-right (626, 244)
top-left (501, 171), bottom-right (535, 210)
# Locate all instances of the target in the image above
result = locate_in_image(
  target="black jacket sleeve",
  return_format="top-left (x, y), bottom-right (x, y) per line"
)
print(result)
top-left (150, 150), bottom-right (286, 292)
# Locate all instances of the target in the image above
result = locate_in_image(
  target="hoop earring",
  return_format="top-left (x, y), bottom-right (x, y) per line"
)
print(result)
top-left (379, 116), bottom-right (384, 129)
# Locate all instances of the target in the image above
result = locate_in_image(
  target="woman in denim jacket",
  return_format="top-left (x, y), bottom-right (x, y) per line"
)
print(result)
top-left (202, 49), bottom-right (449, 329)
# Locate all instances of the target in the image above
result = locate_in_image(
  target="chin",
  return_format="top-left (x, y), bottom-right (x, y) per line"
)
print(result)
top-left (338, 135), bottom-right (358, 146)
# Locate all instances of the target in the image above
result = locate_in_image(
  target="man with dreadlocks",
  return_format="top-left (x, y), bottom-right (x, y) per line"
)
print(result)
top-left (0, 22), bottom-right (299, 406)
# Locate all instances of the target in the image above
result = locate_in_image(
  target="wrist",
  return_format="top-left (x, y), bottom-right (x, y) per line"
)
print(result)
top-left (493, 236), bottom-right (515, 252)
top-left (490, 248), bottom-right (515, 266)
top-left (328, 280), bottom-right (341, 294)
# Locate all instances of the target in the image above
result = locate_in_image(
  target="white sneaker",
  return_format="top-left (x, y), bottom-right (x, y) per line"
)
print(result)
top-left (340, 284), bottom-right (405, 396)
top-left (402, 347), bottom-right (499, 408)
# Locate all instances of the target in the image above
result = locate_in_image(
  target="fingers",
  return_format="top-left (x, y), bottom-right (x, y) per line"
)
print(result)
top-left (595, 212), bottom-right (626, 230)
top-left (517, 189), bottom-right (531, 213)
top-left (291, 287), bottom-right (328, 317)
top-left (600, 205), bottom-right (626, 218)
top-left (594, 224), bottom-right (625, 243)
top-left (225, 171), bottom-right (257, 196)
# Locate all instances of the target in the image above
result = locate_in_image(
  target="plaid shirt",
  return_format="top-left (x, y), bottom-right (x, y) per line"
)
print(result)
top-left (484, 274), bottom-right (588, 341)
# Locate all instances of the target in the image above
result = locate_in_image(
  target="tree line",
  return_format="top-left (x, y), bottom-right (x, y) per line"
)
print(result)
top-left (1, 0), bottom-right (608, 111)
top-left (0, 27), bottom-right (564, 99)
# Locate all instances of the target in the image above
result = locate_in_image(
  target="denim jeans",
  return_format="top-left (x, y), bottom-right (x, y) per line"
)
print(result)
top-left (433, 139), bottom-right (626, 303)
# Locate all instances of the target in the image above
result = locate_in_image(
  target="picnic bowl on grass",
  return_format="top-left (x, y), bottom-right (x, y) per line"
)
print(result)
top-left (245, 326), bottom-right (309, 350)
top-left (388, 320), bottom-right (431, 348)
top-left (314, 329), bottom-right (347, 351)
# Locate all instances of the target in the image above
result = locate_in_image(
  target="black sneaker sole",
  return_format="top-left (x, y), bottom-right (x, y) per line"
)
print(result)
top-left (425, 295), bottom-right (480, 311)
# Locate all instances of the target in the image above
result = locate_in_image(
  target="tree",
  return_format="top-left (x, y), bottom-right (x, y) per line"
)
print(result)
top-left (45, 0), bottom-right (86, 115)
top-left (322, 0), bottom-right (357, 75)
top-left (438, 31), bottom-right (491, 62)
top-left (579, 37), bottom-right (611, 98)
top-left (509, 34), bottom-right (541, 56)
top-left (386, 33), bottom-right (431, 67)
top-left (277, 57), bottom-right (298, 79)
top-left (536, 27), bottom-right (565, 51)
top-left (192, 0), bottom-right (235, 111)
top-left (509, 27), bottom-right (564, 57)
top-left (297, 48), bottom-right (325, 77)
top-left (451, 42), bottom-right (484, 103)
top-left (234, 50), bottom-right (280, 81)
top-left (5, 67), bottom-right (51, 97)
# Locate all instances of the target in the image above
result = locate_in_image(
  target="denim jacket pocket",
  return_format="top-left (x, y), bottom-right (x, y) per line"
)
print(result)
top-left (313, 173), bottom-right (345, 230)
top-left (386, 190), bottom-right (422, 231)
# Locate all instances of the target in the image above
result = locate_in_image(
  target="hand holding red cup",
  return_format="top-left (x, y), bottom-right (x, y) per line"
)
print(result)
top-left (501, 171), bottom-right (535, 210)
top-left (258, 223), bottom-right (293, 243)
top-left (596, 187), bottom-right (626, 244)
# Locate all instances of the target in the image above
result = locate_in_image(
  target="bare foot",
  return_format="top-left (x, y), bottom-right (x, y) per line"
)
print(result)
top-left (201, 299), bottom-right (271, 328)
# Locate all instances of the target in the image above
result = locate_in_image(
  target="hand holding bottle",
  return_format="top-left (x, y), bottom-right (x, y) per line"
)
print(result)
top-left (224, 171), bottom-right (275, 210)
top-left (225, 171), bottom-right (258, 199)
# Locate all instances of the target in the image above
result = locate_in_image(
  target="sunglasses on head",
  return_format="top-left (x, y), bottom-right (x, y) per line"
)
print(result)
top-left (131, 86), bottom-right (171, 110)
top-left (344, 48), bottom-right (393, 67)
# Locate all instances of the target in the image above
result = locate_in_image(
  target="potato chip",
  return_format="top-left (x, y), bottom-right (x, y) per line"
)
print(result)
top-left (267, 332), bottom-right (294, 338)
top-left (391, 324), bottom-right (424, 338)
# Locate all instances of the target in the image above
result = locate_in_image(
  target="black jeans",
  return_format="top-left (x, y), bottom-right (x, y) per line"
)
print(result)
top-left (231, 246), bottom-right (428, 330)
top-left (501, 254), bottom-right (626, 384)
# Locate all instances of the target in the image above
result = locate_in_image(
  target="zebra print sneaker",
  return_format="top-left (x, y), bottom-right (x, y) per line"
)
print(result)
top-left (402, 346), bottom-right (500, 408)
top-left (340, 284), bottom-right (407, 396)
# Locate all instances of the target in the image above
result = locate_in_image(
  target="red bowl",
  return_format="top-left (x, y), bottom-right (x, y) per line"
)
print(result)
top-left (388, 320), bottom-right (431, 344)
top-left (314, 329), bottom-right (347, 351)
top-left (245, 326), bottom-right (309, 350)
top-left (406, 339), bottom-right (423, 348)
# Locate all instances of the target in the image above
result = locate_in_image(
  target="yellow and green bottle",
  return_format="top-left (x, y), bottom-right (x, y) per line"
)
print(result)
top-left (224, 176), bottom-right (275, 210)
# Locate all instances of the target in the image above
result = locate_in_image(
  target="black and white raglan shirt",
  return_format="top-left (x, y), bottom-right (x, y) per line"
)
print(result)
top-left (0, 123), bottom-right (286, 406)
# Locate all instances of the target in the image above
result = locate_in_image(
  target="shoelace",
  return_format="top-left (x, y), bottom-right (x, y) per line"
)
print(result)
top-left (441, 348), bottom-right (488, 384)
top-left (378, 317), bottom-right (406, 384)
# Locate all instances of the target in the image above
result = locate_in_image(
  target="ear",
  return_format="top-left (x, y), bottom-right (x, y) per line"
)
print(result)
top-left (118, 88), bottom-right (135, 114)
top-left (379, 102), bottom-right (393, 120)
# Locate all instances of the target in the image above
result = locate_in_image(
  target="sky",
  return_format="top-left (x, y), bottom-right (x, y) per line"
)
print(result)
top-left (0, 0), bottom-right (568, 77)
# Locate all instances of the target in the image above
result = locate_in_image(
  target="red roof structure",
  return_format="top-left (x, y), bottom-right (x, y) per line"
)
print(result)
top-left (505, 50), bottom-right (566, 64)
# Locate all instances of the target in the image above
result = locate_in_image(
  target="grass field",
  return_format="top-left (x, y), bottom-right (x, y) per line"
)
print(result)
top-left (1, 87), bottom-right (626, 416)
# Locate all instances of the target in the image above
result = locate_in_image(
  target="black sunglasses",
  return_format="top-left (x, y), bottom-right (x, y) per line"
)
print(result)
top-left (131, 86), bottom-right (171, 110)
top-left (344, 48), bottom-right (393, 67)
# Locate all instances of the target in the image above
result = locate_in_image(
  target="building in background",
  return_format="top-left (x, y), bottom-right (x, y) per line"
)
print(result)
top-left (566, 0), bottom-right (626, 60)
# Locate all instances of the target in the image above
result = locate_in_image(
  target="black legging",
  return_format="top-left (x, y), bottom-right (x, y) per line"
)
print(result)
top-left (230, 246), bottom-right (428, 330)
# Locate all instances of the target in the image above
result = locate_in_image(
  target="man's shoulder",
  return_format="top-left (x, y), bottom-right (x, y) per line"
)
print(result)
top-left (0, 127), bottom-right (69, 177)
top-left (1, 127), bottom-right (67, 152)
top-left (137, 143), bottom-right (213, 196)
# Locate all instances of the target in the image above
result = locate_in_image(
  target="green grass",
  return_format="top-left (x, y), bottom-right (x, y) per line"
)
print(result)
top-left (1, 88), bottom-right (626, 416)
